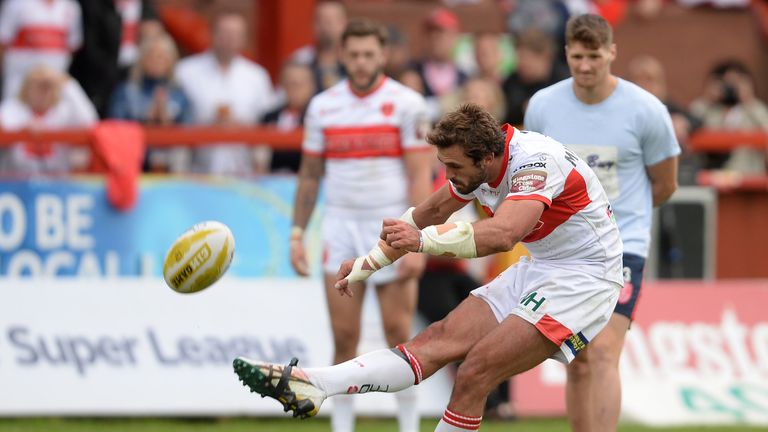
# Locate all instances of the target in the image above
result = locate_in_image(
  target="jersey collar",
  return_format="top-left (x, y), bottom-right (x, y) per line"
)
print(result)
top-left (488, 124), bottom-right (514, 188)
top-left (348, 76), bottom-right (387, 98)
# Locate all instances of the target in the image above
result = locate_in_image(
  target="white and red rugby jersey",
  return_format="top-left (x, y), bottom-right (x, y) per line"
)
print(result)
top-left (0, 0), bottom-right (82, 98)
top-left (449, 125), bottom-right (624, 285)
top-left (303, 77), bottom-right (430, 219)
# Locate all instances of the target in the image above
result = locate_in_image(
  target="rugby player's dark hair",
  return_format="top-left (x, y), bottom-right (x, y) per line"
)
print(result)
top-left (341, 19), bottom-right (388, 47)
top-left (427, 104), bottom-right (505, 165)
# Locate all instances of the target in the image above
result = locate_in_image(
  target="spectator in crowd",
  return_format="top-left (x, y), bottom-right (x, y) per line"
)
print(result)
top-left (0, 65), bottom-right (97, 175)
top-left (69, 0), bottom-right (121, 117)
top-left (501, 0), bottom-right (569, 38)
top-left (175, 10), bottom-right (275, 175)
top-left (384, 25), bottom-right (413, 81)
top-left (503, 28), bottom-right (568, 126)
top-left (627, 54), bottom-right (702, 184)
top-left (109, 32), bottom-right (191, 173)
top-left (291, 0), bottom-right (347, 92)
top-left (442, 77), bottom-right (506, 122)
top-left (690, 59), bottom-right (768, 173)
top-left (262, 62), bottom-right (316, 173)
top-left (0, 0), bottom-right (83, 100)
top-left (114, 0), bottom-right (164, 78)
top-left (462, 77), bottom-right (506, 121)
top-left (397, 68), bottom-right (426, 95)
top-left (472, 32), bottom-right (506, 83)
top-left (413, 7), bottom-right (468, 122)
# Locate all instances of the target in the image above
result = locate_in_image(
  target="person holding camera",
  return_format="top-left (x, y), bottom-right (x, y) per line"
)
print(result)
top-left (690, 59), bottom-right (768, 173)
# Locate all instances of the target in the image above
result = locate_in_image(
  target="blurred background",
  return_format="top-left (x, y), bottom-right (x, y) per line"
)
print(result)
top-left (0, 0), bottom-right (767, 430)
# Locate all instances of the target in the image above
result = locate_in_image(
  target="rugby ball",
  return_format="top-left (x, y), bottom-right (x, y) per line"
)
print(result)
top-left (163, 221), bottom-right (235, 294)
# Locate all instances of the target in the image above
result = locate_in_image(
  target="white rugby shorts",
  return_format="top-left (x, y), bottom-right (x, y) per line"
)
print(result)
top-left (472, 257), bottom-right (620, 364)
top-left (322, 217), bottom-right (402, 285)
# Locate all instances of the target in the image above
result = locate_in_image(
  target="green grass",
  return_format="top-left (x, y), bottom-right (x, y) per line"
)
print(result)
top-left (0, 418), bottom-right (765, 432)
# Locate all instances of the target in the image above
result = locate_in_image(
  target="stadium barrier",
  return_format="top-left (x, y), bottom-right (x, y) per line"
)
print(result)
top-left (0, 124), bottom-right (762, 152)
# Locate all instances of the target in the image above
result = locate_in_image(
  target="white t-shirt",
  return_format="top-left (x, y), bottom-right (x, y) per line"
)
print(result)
top-left (0, 0), bottom-right (82, 99)
top-left (449, 125), bottom-right (624, 286)
top-left (525, 78), bottom-right (680, 258)
top-left (175, 52), bottom-right (275, 174)
top-left (303, 77), bottom-right (430, 219)
top-left (115, 0), bottom-right (141, 67)
top-left (0, 79), bottom-right (97, 175)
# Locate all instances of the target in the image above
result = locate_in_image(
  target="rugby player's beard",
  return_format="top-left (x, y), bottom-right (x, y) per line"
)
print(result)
top-left (453, 165), bottom-right (489, 195)
top-left (349, 67), bottom-right (383, 93)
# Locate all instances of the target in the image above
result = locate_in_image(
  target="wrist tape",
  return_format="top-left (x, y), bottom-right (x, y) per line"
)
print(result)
top-left (420, 221), bottom-right (478, 258)
top-left (344, 242), bottom-right (393, 283)
top-left (399, 207), bottom-right (418, 228)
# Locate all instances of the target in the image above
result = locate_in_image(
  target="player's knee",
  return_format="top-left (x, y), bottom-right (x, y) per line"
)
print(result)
top-left (585, 339), bottom-right (621, 369)
top-left (567, 353), bottom-right (591, 381)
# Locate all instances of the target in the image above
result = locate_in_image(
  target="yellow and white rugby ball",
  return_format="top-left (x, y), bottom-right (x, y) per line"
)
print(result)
top-left (163, 221), bottom-right (235, 294)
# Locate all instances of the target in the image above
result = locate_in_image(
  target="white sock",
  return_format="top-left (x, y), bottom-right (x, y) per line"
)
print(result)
top-left (395, 386), bottom-right (419, 432)
top-left (304, 347), bottom-right (420, 396)
top-left (435, 409), bottom-right (482, 431)
top-left (331, 394), bottom-right (355, 432)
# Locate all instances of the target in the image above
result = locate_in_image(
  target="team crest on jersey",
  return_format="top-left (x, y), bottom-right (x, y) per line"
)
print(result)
top-left (510, 170), bottom-right (547, 193)
top-left (381, 102), bottom-right (394, 117)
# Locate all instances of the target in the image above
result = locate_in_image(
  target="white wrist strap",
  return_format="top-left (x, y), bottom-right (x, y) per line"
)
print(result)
top-left (420, 221), bottom-right (478, 258)
top-left (399, 207), bottom-right (418, 228)
top-left (344, 243), bottom-right (393, 283)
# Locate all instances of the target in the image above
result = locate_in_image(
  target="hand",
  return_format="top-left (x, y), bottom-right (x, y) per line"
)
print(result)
top-left (703, 79), bottom-right (723, 104)
top-left (380, 218), bottom-right (422, 252)
top-left (398, 252), bottom-right (426, 280)
top-left (334, 259), bottom-right (355, 297)
top-left (732, 74), bottom-right (756, 105)
top-left (153, 86), bottom-right (169, 104)
top-left (290, 240), bottom-right (310, 276)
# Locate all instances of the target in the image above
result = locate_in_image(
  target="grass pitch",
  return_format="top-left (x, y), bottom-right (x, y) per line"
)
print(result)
top-left (0, 418), bottom-right (765, 432)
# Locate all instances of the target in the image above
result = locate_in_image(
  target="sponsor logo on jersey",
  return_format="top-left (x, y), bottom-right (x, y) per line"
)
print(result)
top-left (586, 154), bottom-right (616, 170)
top-left (510, 170), bottom-right (547, 193)
top-left (319, 106), bottom-right (343, 116)
top-left (513, 161), bottom-right (547, 173)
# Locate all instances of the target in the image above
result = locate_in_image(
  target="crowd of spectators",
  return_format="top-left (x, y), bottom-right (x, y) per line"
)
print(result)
top-left (0, 0), bottom-right (763, 178)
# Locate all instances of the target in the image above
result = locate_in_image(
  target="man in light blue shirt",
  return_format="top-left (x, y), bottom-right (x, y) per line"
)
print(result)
top-left (525, 14), bottom-right (680, 432)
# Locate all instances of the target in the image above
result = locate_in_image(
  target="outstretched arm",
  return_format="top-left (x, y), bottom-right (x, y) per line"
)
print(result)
top-left (335, 199), bottom-right (544, 294)
top-left (387, 198), bottom-right (544, 258)
top-left (333, 182), bottom-right (471, 295)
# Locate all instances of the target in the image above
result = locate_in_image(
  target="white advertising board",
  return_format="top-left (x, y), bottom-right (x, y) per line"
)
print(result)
top-left (0, 278), bottom-right (451, 416)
